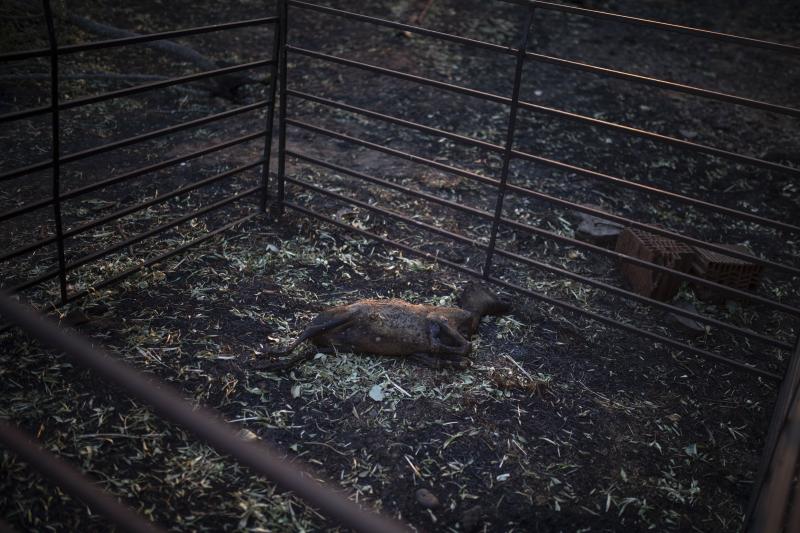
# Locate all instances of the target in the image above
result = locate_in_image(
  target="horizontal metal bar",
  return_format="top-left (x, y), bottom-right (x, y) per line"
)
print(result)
top-left (0, 213), bottom-right (260, 333)
top-left (7, 186), bottom-right (261, 294)
top-left (0, 159), bottom-right (51, 183)
top-left (286, 62), bottom-right (799, 234)
top-left (67, 213), bottom-right (259, 302)
top-left (62, 159), bottom-right (264, 240)
top-left (284, 196), bottom-right (780, 381)
top-left (0, 197), bottom-right (55, 224)
top-left (0, 421), bottom-right (163, 533)
top-left (286, 119), bottom-right (800, 313)
top-left (0, 100), bottom-right (267, 185)
top-left (523, 52), bottom-right (800, 119)
top-left (287, 1), bottom-right (508, 54)
top-left (61, 100), bottom-right (269, 165)
top-left (492, 247), bottom-right (793, 351)
top-left (286, 158), bottom-right (793, 351)
top-left (62, 185), bottom-right (262, 275)
top-left (0, 47), bottom-right (50, 62)
top-left (58, 17), bottom-right (278, 55)
top-left (497, 214), bottom-right (800, 318)
top-left (287, 150), bottom-right (490, 219)
top-left (289, 89), bottom-right (800, 232)
top-left (516, 99), bottom-right (800, 176)
top-left (287, 45), bottom-right (508, 104)
top-left (62, 130), bottom-right (266, 201)
top-left (0, 133), bottom-right (265, 264)
top-left (0, 295), bottom-right (410, 533)
top-left (489, 276), bottom-right (781, 380)
top-left (59, 59), bottom-right (274, 110)
top-left (0, 51), bottom-right (272, 127)
top-left (503, 177), bottom-right (800, 276)
top-left (0, 235), bottom-right (55, 266)
top-left (0, 212), bottom-right (261, 335)
top-left (286, 175), bottom-right (481, 249)
top-left (286, 118), bottom-right (501, 186)
top-left (287, 117), bottom-right (800, 277)
top-left (0, 104), bottom-right (51, 125)
top-left (503, 0), bottom-right (800, 54)
top-left (288, 1), bottom-right (800, 118)
top-left (284, 201), bottom-right (481, 277)
top-left (288, 89), bottom-right (503, 152)
top-left (510, 140), bottom-right (800, 234)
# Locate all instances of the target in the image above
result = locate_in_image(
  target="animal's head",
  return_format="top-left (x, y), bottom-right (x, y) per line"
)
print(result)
top-left (458, 282), bottom-right (511, 317)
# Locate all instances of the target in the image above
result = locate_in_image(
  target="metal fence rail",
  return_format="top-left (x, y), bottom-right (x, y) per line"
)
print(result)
top-left (0, 420), bottom-right (164, 533)
top-left (0, 294), bottom-right (408, 533)
top-left (0, 0), bottom-right (279, 308)
top-left (275, 0), bottom-right (799, 386)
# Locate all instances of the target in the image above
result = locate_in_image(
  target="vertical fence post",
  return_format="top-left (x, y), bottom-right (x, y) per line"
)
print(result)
top-left (482, 7), bottom-right (535, 280)
top-left (42, 0), bottom-right (68, 304)
top-left (746, 332), bottom-right (800, 529)
top-left (260, 10), bottom-right (283, 213)
top-left (274, 0), bottom-right (289, 218)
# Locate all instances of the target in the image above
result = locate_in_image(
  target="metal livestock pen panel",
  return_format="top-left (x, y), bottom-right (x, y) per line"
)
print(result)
top-left (0, 0), bottom-right (279, 310)
top-left (274, 0), bottom-right (799, 380)
top-left (0, 2), bottom-right (405, 531)
top-left (1, 0), bottom-right (799, 531)
top-left (272, 1), bottom-right (799, 530)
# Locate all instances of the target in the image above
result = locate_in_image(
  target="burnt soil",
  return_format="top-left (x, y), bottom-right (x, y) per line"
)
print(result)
top-left (1, 0), bottom-right (799, 532)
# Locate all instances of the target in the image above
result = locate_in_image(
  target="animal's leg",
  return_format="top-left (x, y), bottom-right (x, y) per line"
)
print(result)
top-left (255, 344), bottom-right (337, 373)
top-left (430, 319), bottom-right (472, 356)
top-left (253, 348), bottom-right (317, 373)
top-left (409, 352), bottom-right (471, 369)
top-left (272, 310), bottom-right (355, 356)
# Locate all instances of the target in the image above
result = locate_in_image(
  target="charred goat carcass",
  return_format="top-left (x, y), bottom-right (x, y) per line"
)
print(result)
top-left (261, 283), bottom-right (511, 371)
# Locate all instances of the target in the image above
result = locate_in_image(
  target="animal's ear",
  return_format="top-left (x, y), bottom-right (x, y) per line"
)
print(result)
top-left (457, 281), bottom-right (478, 307)
top-left (459, 282), bottom-right (511, 316)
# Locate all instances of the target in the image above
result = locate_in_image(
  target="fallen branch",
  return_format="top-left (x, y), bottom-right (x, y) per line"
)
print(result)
top-left (64, 13), bottom-right (264, 99)
top-left (6, 0), bottom-right (268, 100)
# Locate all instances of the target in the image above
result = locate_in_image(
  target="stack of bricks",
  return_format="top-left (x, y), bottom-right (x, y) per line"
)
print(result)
top-left (613, 226), bottom-right (763, 303)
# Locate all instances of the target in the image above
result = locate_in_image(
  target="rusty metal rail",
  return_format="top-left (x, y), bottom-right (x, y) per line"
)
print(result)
top-left (0, 294), bottom-right (409, 533)
top-left (0, 421), bottom-right (164, 533)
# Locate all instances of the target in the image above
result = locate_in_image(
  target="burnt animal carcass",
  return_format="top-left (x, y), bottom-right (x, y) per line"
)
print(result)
top-left (262, 283), bottom-right (511, 370)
